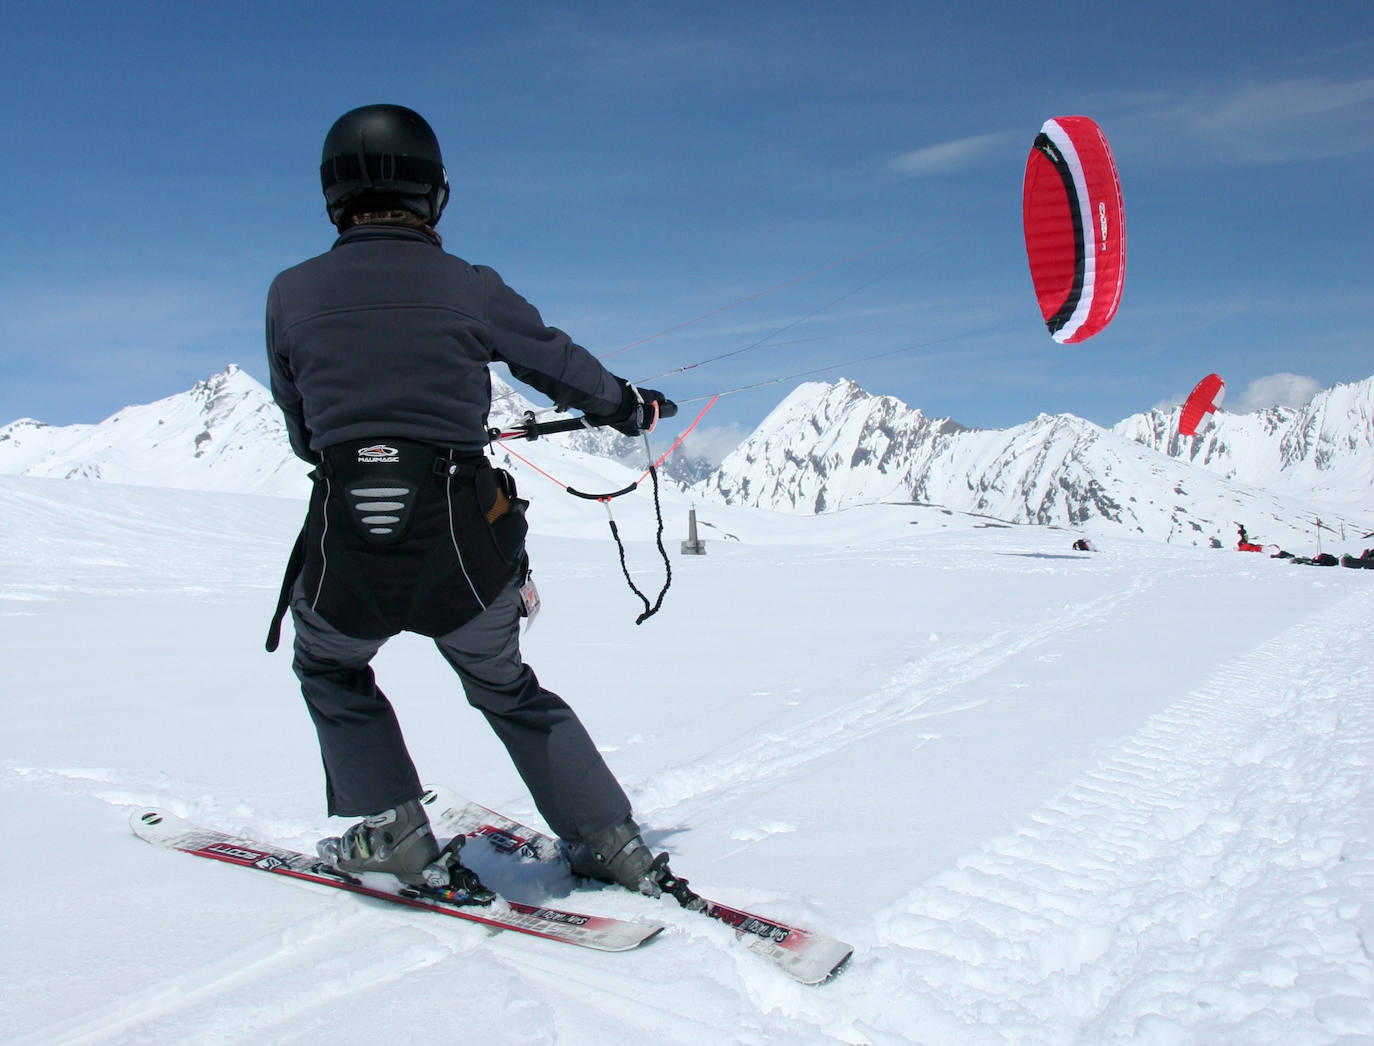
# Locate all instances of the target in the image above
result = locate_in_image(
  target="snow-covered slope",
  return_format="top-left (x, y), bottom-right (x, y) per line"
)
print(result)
top-left (695, 378), bottom-right (1374, 549)
top-left (3, 475), bottom-right (1372, 1044)
top-left (0, 365), bottom-right (312, 497)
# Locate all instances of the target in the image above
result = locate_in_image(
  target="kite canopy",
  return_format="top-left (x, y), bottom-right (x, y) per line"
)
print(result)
top-left (1179, 373), bottom-right (1226, 436)
top-left (1022, 116), bottom-right (1126, 343)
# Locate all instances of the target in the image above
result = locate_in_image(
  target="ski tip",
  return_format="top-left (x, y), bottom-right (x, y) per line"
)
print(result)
top-left (130, 807), bottom-right (177, 843)
top-left (610, 923), bottom-right (667, 951)
top-left (130, 807), bottom-right (193, 840)
top-left (772, 947), bottom-right (852, 986)
top-left (815, 948), bottom-right (854, 985)
top-left (790, 940), bottom-right (854, 986)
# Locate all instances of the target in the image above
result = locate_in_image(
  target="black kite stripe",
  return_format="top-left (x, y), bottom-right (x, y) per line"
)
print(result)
top-left (1032, 132), bottom-right (1086, 336)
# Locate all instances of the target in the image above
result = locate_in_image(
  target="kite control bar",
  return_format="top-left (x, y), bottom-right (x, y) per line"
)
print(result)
top-left (485, 394), bottom-right (713, 627)
top-left (489, 400), bottom-right (679, 442)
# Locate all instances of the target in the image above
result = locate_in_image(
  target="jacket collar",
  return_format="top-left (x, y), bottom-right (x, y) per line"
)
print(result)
top-left (332, 224), bottom-right (436, 249)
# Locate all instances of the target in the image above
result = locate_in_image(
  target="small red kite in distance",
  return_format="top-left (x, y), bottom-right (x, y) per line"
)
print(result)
top-left (1180, 373), bottom-right (1226, 436)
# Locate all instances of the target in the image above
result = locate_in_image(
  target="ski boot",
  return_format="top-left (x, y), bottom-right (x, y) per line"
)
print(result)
top-left (566, 816), bottom-right (702, 907)
top-left (317, 798), bottom-right (450, 888)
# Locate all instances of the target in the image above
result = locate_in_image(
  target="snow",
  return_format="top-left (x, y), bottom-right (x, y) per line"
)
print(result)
top-left (3, 470), bottom-right (1372, 1045)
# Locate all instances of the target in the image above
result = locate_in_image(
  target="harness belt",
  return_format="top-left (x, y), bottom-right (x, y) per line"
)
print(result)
top-left (266, 438), bottom-right (527, 649)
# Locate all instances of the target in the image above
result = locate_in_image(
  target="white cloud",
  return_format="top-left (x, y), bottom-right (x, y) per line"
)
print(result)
top-left (1150, 372), bottom-right (1324, 416)
top-left (1193, 77), bottom-right (1374, 131)
top-left (1233, 372), bottom-right (1324, 412)
top-left (1112, 76), bottom-right (1374, 165)
top-left (887, 133), bottom-right (1012, 177)
top-left (1190, 77), bottom-right (1374, 163)
top-left (678, 422), bottom-right (748, 465)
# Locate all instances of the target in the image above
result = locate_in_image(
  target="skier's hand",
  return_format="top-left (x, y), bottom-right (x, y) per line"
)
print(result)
top-left (594, 380), bottom-right (676, 436)
top-left (619, 385), bottom-right (673, 436)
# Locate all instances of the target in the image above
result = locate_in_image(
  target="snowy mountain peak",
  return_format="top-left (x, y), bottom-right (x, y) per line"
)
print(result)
top-left (693, 375), bottom-right (1374, 549)
top-left (702, 378), bottom-right (967, 513)
top-left (4, 365), bottom-right (1372, 550)
top-left (189, 363), bottom-right (253, 411)
top-left (0, 364), bottom-right (311, 496)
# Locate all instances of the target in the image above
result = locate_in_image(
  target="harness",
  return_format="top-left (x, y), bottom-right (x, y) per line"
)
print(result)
top-left (267, 438), bottom-right (527, 649)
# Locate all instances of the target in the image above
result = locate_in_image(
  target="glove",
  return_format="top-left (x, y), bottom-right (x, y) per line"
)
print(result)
top-left (592, 380), bottom-right (675, 437)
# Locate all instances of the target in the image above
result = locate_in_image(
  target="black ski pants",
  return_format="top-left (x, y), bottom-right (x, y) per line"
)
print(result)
top-left (290, 577), bottom-right (632, 845)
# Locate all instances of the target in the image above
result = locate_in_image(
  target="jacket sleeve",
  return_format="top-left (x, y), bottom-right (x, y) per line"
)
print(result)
top-left (265, 279), bottom-right (316, 462)
top-left (477, 266), bottom-right (624, 416)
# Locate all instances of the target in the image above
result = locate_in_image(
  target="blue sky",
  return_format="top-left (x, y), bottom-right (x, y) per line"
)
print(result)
top-left (3, 2), bottom-right (1371, 459)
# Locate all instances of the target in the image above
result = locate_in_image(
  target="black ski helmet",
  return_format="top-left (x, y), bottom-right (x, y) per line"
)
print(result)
top-left (320, 104), bottom-right (449, 227)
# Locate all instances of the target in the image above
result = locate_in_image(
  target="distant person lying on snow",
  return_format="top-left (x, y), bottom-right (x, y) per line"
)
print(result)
top-left (1272, 549), bottom-right (1340, 566)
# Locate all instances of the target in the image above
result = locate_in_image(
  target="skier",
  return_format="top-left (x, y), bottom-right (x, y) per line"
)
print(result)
top-left (265, 104), bottom-right (674, 896)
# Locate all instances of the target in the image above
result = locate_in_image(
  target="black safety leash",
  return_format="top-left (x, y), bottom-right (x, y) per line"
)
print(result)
top-left (614, 457), bottom-right (671, 624)
top-left (556, 446), bottom-right (671, 624)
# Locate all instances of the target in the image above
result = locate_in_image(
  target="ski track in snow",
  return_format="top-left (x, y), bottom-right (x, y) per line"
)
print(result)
top-left (832, 593), bottom-right (1374, 1044)
top-left (633, 565), bottom-right (1166, 818)
top-left (9, 904), bottom-right (473, 1046)
top-left (9, 858), bottom-right (762, 1046)
top-left (16, 855), bottom-right (837, 1046)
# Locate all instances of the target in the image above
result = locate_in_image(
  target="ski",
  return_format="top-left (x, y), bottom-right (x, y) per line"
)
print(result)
top-left (421, 788), bottom-right (564, 862)
top-left (420, 786), bottom-right (854, 984)
top-left (131, 808), bottom-right (663, 953)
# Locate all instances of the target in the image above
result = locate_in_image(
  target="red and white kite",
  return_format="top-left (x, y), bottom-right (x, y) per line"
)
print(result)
top-left (1022, 116), bottom-right (1126, 343)
top-left (1179, 373), bottom-right (1226, 436)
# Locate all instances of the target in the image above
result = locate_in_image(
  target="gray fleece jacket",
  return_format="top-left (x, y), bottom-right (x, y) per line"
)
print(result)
top-left (266, 224), bottom-right (624, 461)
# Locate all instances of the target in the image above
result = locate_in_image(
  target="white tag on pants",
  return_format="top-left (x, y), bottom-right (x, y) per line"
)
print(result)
top-left (518, 574), bottom-right (541, 632)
